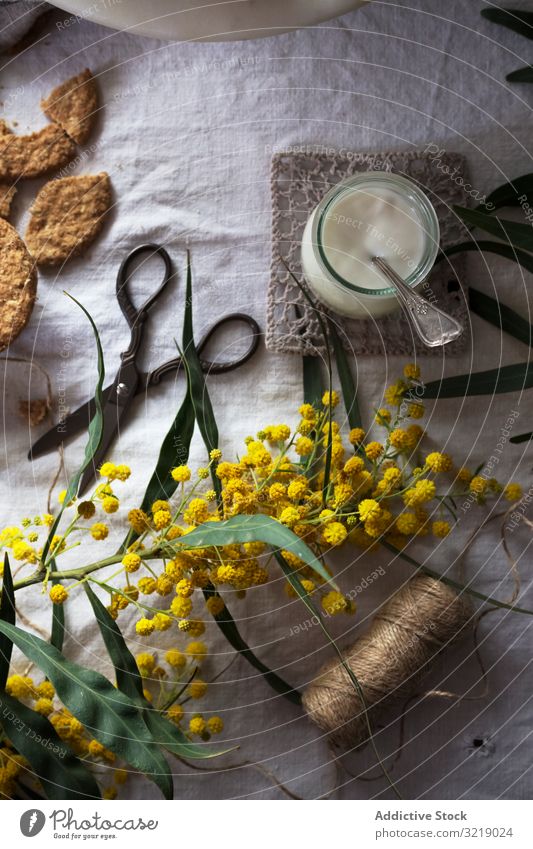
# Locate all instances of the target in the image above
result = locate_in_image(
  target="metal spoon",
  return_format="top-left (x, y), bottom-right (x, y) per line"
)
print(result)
top-left (372, 256), bottom-right (464, 348)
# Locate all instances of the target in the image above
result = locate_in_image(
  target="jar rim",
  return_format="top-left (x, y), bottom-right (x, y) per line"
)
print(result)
top-left (312, 171), bottom-right (440, 298)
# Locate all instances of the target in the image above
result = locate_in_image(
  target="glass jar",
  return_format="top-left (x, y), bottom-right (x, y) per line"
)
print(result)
top-left (300, 171), bottom-right (440, 319)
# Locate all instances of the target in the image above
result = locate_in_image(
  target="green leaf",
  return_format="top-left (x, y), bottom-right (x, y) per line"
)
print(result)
top-left (510, 431), bottom-right (532, 444)
top-left (85, 584), bottom-right (231, 757)
top-left (383, 542), bottom-right (533, 616)
top-left (478, 172), bottom-right (533, 211)
top-left (281, 260), bottom-right (333, 504)
top-left (0, 553), bottom-right (15, 691)
top-left (43, 297), bottom-right (105, 564)
top-left (453, 206), bottom-right (533, 253)
top-left (469, 287), bottom-right (533, 347)
top-left (294, 302), bottom-right (324, 408)
top-left (301, 356), bottom-right (326, 484)
top-left (481, 7), bottom-right (533, 39)
top-left (180, 257), bottom-right (222, 503)
top-left (132, 257), bottom-right (210, 527)
top-left (0, 621), bottom-right (173, 799)
top-left (50, 570), bottom-right (65, 653)
top-left (303, 356), bottom-right (324, 408)
top-left (143, 708), bottom-right (232, 760)
top-left (201, 583), bottom-right (300, 705)
top-left (481, 6), bottom-right (533, 83)
top-left (507, 65), bottom-right (533, 82)
top-left (12, 781), bottom-right (45, 801)
top-left (83, 584), bottom-right (144, 703)
top-left (328, 319), bottom-right (362, 430)
top-left (420, 361), bottom-right (533, 399)
top-left (0, 692), bottom-right (101, 800)
top-left (165, 481), bottom-right (356, 709)
top-left (64, 297), bottom-right (105, 505)
top-left (440, 240), bottom-right (533, 276)
top-left (174, 513), bottom-right (337, 589)
top-left (274, 551), bottom-right (401, 799)
top-left (138, 392), bottom-right (195, 517)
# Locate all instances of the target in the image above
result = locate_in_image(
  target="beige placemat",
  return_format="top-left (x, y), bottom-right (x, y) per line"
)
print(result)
top-left (267, 149), bottom-right (470, 356)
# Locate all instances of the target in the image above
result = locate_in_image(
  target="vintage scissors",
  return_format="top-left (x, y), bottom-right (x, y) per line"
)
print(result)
top-left (29, 243), bottom-right (260, 495)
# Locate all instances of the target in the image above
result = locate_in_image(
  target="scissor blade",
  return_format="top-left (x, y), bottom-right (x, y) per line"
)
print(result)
top-left (28, 386), bottom-right (113, 460)
top-left (28, 378), bottom-right (151, 460)
top-left (76, 395), bottom-right (132, 497)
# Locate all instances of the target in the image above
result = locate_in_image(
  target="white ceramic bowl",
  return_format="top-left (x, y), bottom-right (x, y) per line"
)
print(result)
top-left (49, 0), bottom-right (368, 41)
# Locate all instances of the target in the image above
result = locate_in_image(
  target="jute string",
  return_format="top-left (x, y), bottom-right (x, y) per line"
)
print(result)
top-left (303, 575), bottom-right (473, 750)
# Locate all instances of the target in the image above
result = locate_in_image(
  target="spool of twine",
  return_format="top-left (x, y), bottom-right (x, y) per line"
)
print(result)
top-left (302, 575), bottom-right (472, 749)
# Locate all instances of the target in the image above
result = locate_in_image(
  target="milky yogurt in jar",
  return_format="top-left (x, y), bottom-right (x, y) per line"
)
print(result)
top-left (300, 172), bottom-right (440, 319)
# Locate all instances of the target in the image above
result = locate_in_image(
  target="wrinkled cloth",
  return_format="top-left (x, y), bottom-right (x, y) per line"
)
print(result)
top-left (1, 0), bottom-right (533, 800)
top-left (0, 1), bottom-right (49, 51)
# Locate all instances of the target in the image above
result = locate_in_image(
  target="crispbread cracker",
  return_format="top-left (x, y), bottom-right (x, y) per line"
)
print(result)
top-left (19, 398), bottom-right (49, 426)
top-left (0, 218), bottom-right (37, 351)
top-left (41, 69), bottom-right (98, 145)
top-left (0, 120), bottom-right (77, 180)
top-left (0, 183), bottom-right (16, 219)
top-left (25, 172), bottom-right (112, 266)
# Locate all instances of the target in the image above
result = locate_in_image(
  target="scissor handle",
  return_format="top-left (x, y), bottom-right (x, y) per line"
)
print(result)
top-left (148, 312), bottom-right (261, 385)
top-left (116, 243), bottom-right (173, 358)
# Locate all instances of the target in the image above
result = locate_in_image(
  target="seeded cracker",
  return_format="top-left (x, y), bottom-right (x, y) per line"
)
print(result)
top-left (41, 69), bottom-right (98, 146)
top-left (0, 218), bottom-right (37, 351)
top-left (0, 183), bottom-right (16, 219)
top-left (25, 173), bottom-right (112, 266)
top-left (18, 398), bottom-right (49, 426)
top-left (0, 120), bottom-right (77, 181)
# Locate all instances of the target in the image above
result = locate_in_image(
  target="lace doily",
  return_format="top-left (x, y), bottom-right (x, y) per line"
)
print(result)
top-left (267, 149), bottom-right (470, 356)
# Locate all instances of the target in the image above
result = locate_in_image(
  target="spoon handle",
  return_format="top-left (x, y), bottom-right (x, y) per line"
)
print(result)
top-left (372, 256), bottom-right (464, 348)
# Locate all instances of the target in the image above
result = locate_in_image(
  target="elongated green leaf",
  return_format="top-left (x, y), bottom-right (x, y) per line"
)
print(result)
top-left (507, 65), bottom-right (533, 82)
top-left (0, 692), bottom-right (101, 800)
top-left (294, 303), bottom-right (324, 408)
top-left (303, 356), bottom-right (324, 408)
top-left (328, 319), bottom-right (362, 430)
top-left (478, 172), bottom-right (533, 211)
top-left (181, 257), bottom-right (221, 502)
top-left (175, 513), bottom-right (337, 589)
top-left (469, 287), bottom-right (533, 347)
top-left (282, 260), bottom-right (333, 504)
top-left (50, 570), bottom-right (65, 653)
top-left (43, 297), bottom-right (105, 564)
top-left (12, 781), bottom-right (45, 800)
top-left (0, 553), bottom-right (15, 691)
top-left (323, 407), bottom-right (334, 507)
top-left (454, 206), bottom-right (533, 253)
top-left (0, 621), bottom-right (173, 799)
top-left (301, 356), bottom-right (326, 484)
top-left (64, 297), bottom-right (106, 505)
top-left (510, 431), bottom-right (532, 443)
top-left (131, 259), bottom-right (205, 526)
top-left (138, 392), bottom-right (195, 517)
top-left (420, 361), bottom-right (533, 398)
top-left (178, 264), bottom-right (300, 705)
top-left (143, 708), bottom-right (232, 760)
top-left (172, 508), bottom-right (339, 702)
top-left (85, 585), bottom-right (229, 757)
top-left (274, 551), bottom-right (401, 799)
top-left (83, 585), bottom-right (144, 703)
top-left (440, 240), bottom-right (533, 276)
top-left (202, 583), bottom-right (300, 704)
top-left (481, 7), bottom-right (533, 39)
top-left (383, 542), bottom-right (533, 615)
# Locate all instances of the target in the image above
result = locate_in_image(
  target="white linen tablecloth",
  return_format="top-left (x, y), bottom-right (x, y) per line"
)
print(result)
top-left (1, 0), bottom-right (533, 800)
